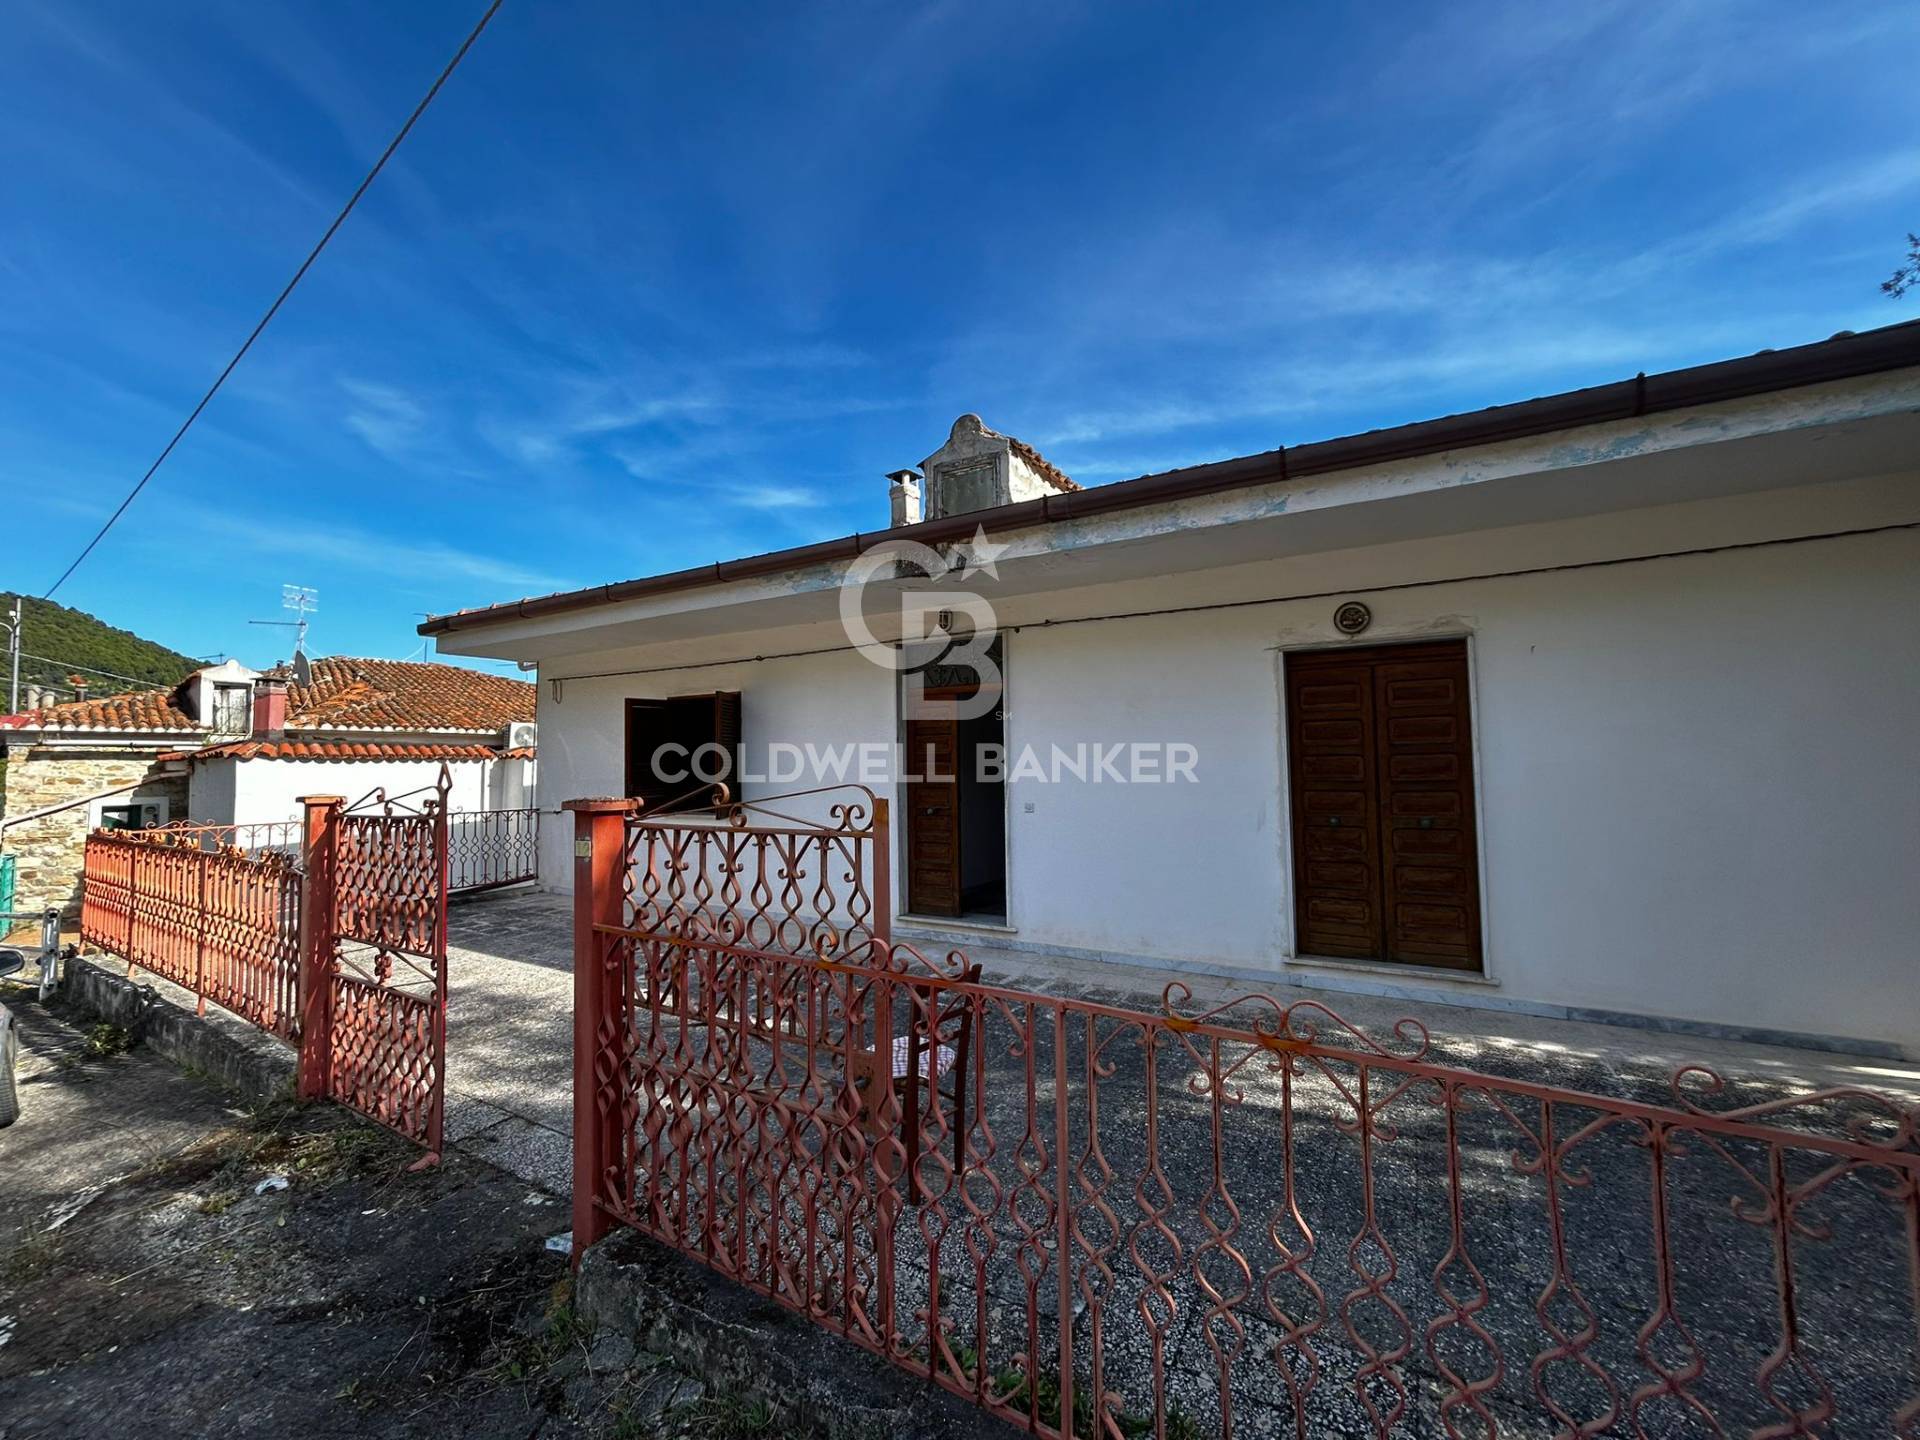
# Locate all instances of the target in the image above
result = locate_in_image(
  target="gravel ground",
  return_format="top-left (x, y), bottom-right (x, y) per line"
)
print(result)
top-left (429, 892), bottom-right (1920, 1436)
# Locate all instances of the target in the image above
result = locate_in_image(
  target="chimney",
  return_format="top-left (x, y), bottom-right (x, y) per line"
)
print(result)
top-left (251, 677), bottom-right (289, 737)
top-left (887, 469), bottom-right (923, 527)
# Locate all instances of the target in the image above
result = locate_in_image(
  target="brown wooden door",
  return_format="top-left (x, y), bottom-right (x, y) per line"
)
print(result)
top-left (1286, 639), bottom-right (1482, 970)
top-left (1285, 657), bottom-right (1384, 959)
top-left (905, 715), bottom-right (961, 916)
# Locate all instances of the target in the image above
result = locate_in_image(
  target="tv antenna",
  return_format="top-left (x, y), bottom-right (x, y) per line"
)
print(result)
top-left (249, 584), bottom-right (318, 675)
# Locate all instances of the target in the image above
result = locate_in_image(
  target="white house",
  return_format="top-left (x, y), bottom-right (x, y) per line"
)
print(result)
top-left (422, 321), bottom-right (1920, 1057)
top-left (0, 656), bottom-right (535, 915)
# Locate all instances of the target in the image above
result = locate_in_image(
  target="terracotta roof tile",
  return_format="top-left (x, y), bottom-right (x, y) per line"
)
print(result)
top-left (8, 656), bottom-right (533, 736)
top-left (1005, 434), bottom-right (1081, 493)
top-left (5, 688), bottom-right (198, 732)
top-left (280, 657), bottom-right (534, 731)
top-left (195, 740), bottom-right (511, 763)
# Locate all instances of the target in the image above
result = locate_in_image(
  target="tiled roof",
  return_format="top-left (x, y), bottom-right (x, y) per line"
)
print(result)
top-left (280, 657), bottom-right (533, 731)
top-left (1005, 434), bottom-right (1081, 493)
top-left (4, 656), bottom-right (533, 736)
top-left (0, 689), bottom-right (198, 732)
top-left (195, 740), bottom-right (511, 763)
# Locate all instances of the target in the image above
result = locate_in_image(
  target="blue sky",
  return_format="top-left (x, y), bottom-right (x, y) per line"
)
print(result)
top-left (3, 1), bottom-right (1917, 676)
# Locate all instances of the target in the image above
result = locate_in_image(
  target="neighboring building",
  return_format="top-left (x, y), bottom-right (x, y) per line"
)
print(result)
top-left (0, 656), bottom-right (535, 917)
top-left (422, 321), bottom-right (1920, 1057)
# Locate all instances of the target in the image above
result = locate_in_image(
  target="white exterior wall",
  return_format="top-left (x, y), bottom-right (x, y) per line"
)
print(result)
top-left (185, 755), bottom-right (237, 825)
top-left (526, 477), bottom-right (1920, 1052)
top-left (190, 757), bottom-right (512, 826)
top-left (532, 648), bottom-right (894, 888)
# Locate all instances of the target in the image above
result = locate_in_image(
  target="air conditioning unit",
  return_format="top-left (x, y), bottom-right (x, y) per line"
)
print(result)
top-left (508, 722), bottom-right (537, 750)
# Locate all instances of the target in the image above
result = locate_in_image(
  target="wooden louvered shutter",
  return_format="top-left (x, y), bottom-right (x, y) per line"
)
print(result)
top-left (1286, 639), bottom-right (1483, 972)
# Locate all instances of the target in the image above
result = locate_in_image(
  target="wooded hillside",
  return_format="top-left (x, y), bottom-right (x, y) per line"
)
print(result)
top-left (1, 592), bottom-right (200, 706)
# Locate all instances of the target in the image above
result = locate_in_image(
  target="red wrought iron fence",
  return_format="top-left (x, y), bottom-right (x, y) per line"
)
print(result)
top-left (568, 794), bottom-right (1920, 1440)
top-left (304, 787), bottom-right (451, 1157)
top-left (75, 778), bottom-right (503, 1163)
top-left (446, 807), bottom-right (539, 893)
top-left (80, 824), bottom-right (303, 1040)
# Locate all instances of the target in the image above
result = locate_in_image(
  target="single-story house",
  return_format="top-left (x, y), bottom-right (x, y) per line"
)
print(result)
top-left (0, 656), bottom-right (535, 917)
top-left (421, 320), bottom-right (1920, 1057)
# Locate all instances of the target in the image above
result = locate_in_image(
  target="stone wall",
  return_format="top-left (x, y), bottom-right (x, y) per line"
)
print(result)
top-left (0, 746), bottom-right (187, 920)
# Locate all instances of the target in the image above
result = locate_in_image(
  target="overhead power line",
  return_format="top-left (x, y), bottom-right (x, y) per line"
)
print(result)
top-left (18, 652), bottom-right (194, 687)
top-left (42, 0), bottom-right (505, 601)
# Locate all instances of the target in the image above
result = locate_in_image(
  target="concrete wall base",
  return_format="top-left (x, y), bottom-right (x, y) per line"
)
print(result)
top-left (62, 956), bottom-right (295, 1103)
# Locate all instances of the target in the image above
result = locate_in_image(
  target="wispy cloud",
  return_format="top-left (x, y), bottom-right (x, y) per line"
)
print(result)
top-left (340, 379), bottom-right (429, 459)
top-left (479, 382), bottom-right (725, 466)
top-left (607, 438), bottom-right (829, 512)
top-left (172, 503), bottom-right (574, 598)
top-left (727, 484), bottom-right (825, 510)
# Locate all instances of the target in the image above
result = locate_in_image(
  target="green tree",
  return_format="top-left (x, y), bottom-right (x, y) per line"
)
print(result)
top-left (0, 592), bottom-right (199, 704)
top-left (1885, 233), bottom-right (1920, 299)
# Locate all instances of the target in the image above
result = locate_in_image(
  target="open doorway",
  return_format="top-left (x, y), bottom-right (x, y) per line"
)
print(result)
top-left (903, 676), bottom-right (1006, 923)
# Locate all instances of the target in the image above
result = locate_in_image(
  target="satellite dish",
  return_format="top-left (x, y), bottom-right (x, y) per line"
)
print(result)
top-left (292, 650), bottom-right (312, 687)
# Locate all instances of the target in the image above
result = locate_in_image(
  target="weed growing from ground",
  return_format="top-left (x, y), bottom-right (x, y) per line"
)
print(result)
top-left (671, 1393), bottom-right (780, 1438)
top-left (82, 1022), bottom-right (135, 1057)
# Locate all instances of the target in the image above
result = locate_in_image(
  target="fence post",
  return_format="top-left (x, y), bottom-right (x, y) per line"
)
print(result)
top-left (871, 796), bottom-right (891, 944)
top-left (126, 840), bottom-right (143, 982)
top-left (429, 786), bottom-right (451, 1161)
top-left (566, 797), bottom-right (633, 1266)
top-left (297, 795), bottom-right (344, 1102)
top-left (195, 844), bottom-right (208, 1017)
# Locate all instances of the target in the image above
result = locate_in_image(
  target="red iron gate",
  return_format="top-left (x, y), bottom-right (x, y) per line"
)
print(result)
top-left (76, 778), bottom-right (545, 1164)
top-left (297, 779), bottom-right (451, 1160)
top-left (568, 790), bottom-right (1920, 1440)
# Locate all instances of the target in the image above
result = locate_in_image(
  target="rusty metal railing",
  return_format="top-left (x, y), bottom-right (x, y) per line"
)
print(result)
top-left (568, 799), bottom-right (1920, 1439)
top-left (138, 818), bottom-right (306, 861)
top-left (622, 783), bottom-right (888, 960)
top-left (446, 807), bottom-right (539, 893)
top-left (80, 826), bottom-right (302, 1040)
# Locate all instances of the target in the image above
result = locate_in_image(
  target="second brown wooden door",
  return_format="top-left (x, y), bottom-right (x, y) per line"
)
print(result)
top-left (1285, 639), bottom-right (1483, 971)
top-left (905, 714), bottom-right (961, 916)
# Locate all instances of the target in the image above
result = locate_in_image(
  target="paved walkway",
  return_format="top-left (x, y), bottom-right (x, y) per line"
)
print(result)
top-left (446, 890), bottom-right (575, 1194)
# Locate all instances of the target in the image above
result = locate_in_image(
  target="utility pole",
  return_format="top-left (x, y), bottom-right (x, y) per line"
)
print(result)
top-left (4, 595), bottom-right (20, 715)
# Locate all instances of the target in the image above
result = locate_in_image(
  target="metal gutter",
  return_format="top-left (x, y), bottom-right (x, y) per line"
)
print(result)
top-left (420, 319), bottom-right (1920, 637)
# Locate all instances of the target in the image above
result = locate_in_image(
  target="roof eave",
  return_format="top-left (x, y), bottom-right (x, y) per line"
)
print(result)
top-left (419, 319), bottom-right (1920, 639)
